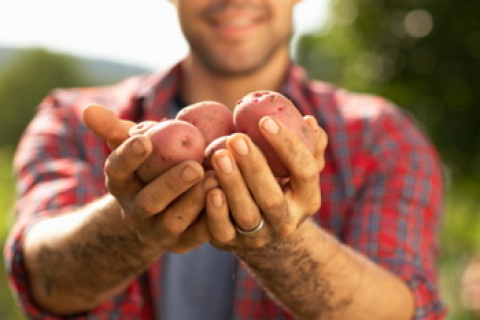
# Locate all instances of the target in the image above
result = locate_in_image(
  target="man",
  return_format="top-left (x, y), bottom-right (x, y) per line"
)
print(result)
top-left (5, 0), bottom-right (446, 319)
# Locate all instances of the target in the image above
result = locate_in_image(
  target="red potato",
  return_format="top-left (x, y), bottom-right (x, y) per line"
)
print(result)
top-left (136, 119), bottom-right (206, 183)
top-left (176, 101), bottom-right (235, 145)
top-left (233, 91), bottom-right (315, 178)
top-left (128, 120), bottom-right (158, 136)
top-left (203, 135), bottom-right (229, 171)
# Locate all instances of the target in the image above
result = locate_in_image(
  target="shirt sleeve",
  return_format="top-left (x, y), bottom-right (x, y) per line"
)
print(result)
top-left (343, 108), bottom-right (446, 319)
top-left (3, 92), bottom-right (151, 319)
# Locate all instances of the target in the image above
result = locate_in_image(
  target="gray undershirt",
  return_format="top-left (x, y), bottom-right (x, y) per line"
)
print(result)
top-left (159, 243), bottom-right (237, 320)
top-left (159, 96), bottom-right (237, 320)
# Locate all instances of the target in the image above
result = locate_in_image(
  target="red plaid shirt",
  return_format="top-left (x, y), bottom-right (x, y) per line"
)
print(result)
top-left (5, 63), bottom-right (446, 319)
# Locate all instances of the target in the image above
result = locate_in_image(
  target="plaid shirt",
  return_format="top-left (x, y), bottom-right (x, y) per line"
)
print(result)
top-left (5, 63), bottom-right (446, 319)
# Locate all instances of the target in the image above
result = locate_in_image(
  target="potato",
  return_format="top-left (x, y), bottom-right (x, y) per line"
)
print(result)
top-left (233, 91), bottom-right (315, 177)
top-left (128, 120), bottom-right (158, 136)
top-left (136, 119), bottom-right (206, 183)
top-left (176, 101), bottom-right (235, 145)
top-left (203, 135), bottom-right (229, 171)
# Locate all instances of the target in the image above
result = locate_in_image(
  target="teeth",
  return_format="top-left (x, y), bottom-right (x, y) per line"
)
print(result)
top-left (218, 18), bottom-right (253, 28)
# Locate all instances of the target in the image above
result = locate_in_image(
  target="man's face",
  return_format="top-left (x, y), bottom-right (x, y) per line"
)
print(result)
top-left (171, 0), bottom-right (300, 76)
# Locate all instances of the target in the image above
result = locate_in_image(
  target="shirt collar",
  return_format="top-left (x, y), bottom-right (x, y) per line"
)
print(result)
top-left (123, 60), bottom-right (316, 120)
top-left (280, 61), bottom-right (316, 116)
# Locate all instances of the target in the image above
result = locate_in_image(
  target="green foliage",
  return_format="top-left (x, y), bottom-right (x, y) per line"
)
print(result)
top-left (0, 149), bottom-right (15, 238)
top-left (0, 48), bottom-right (90, 148)
top-left (0, 148), bottom-right (23, 320)
top-left (296, 0), bottom-right (480, 180)
top-left (439, 183), bottom-right (480, 319)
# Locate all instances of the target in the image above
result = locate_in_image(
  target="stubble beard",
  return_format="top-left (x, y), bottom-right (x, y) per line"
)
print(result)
top-left (184, 1), bottom-right (293, 77)
top-left (189, 32), bottom-right (292, 78)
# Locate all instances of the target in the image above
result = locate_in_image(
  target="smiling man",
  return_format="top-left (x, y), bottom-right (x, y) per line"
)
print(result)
top-left (5, 1), bottom-right (446, 319)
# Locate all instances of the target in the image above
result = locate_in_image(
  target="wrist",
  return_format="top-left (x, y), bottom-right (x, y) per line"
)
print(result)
top-left (234, 218), bottom-right (341, 266)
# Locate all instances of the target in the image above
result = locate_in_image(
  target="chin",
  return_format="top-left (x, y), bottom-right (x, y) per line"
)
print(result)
top-left (197, 49), bottom-right (279, 77)
top-left (207, 62), bottom-right (265, 77)
top-left (189, 35), bottom-right (289, 77)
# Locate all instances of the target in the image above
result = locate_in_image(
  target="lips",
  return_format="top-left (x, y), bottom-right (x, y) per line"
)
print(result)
top-left (208, 11), bottom-right (266, 39)
top-left (213, 16), bottom-right (258, 28)
top-left (203, 3), bottom-right (269, 38)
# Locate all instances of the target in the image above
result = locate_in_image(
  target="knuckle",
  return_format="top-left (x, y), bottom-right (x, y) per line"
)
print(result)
top-left (296, 161), bottom-right (319, 181)
top-left (275, 223), bottom-right (296, 239)
top-left (319, 128), bottom-right (328, 149)
top-left (134, 195), bottom-right (160, 215)
top-left (248, 237), bottom-right (267, 249)
top-left (214, 230), bottom-right (235, 243)
top-left (235, 214), bottom-right (260, 229)
top-left (312, 124), bottom-right (327, 142)
top-left (104, 154), bottom-right (126, 182)
top-left (260, 196), bottom-right (286, 213)
top-left (306, 194), bottom-right (321, 214)
top-left (105, 176), bottom-right (115, 192)
top-left (103, 157), bottom-right (115, 177)
top-left (162, 221), bottom-right (184, 236)
top-left (164, 173), bottom-right (187, 195)
top-left (317, 157), bottom-right (326, 171)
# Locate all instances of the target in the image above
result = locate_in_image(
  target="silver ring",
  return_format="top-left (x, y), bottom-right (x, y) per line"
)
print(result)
top-left (236, 218), bottom-right (264, 236)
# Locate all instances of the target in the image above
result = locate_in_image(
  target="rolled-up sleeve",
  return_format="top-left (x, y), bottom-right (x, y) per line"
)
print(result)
top-left (344, 109), bottom-right (446, 319)
top-left (3, 92), bottom-right (151, 319)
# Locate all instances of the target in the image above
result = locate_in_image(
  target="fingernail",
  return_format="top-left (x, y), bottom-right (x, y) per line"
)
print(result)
top-left (262, 117), bottom-right (279, 134)
top-left (232, 137), bottom-right (249, 156)
top-left (132, 139), bottom-right (145, 155)
top-left (305, 116), bottom-right (318, 131)
top-left (217, 155), bottom-right (233, 173)
top-left (211, 191), bottom-right (224, 208)
top-left (181, 165), bottom-right (201, 182)
top-left (304, 115), bottom-right (316, 123)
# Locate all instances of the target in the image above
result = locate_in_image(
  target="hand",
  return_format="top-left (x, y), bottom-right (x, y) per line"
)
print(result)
top-left (205, 115), bottom-right (327, 250)
top-left (87, 110), bottom-right (213, 253)
top-left (104, 135), bottom-right (213, 253)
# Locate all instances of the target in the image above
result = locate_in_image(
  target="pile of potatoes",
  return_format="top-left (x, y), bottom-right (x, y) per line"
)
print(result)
top-left (132, 90), bottom-right (315, 182)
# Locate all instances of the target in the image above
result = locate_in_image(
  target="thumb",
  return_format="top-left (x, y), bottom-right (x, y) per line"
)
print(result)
top-left (82, 104), bottom-right (136, 149)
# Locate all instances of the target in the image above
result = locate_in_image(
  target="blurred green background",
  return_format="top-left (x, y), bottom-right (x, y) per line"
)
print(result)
top-left (1, 0), bottom-right (480, 319)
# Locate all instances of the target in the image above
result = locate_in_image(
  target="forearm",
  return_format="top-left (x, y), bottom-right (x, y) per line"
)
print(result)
top-left (236, 218), bottom-right (414, 320)
top-left (23, 195), bottom-right (163, 315)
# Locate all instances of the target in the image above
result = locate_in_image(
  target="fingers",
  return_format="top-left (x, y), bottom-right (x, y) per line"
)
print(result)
top-left (151, 170), bottom-right (211, 242)
top-left (82, 104), bottom-right (136, 149)
top-left (304, 115), bottom-right (328, 171)
top-left (206, 187), bottom-right (268, 248)
top-left (211, 148), bottom-right (263, 232)
top-left (119, 160), bottom-right (205, 238)
top-left (173, 214), bottom-right (211, 254)
top-left (104, 135), bottom-right (152, 198)
top-left (258, 117), bottom-right (322, 212)
top-left (208, 134), bottom-right (292, 246)
top-left (226, 134), bottom-right (288, 227)
top-left (259, 117), bottom-right (318, 181)
top-left (161, 174), bottom-right (218, 253)
top-left (134, 161), bottom-right (205, 218)
top-left (157, 172), bottom-right (217, 236)
top-left (205, 188), bottom-right (236, 243)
